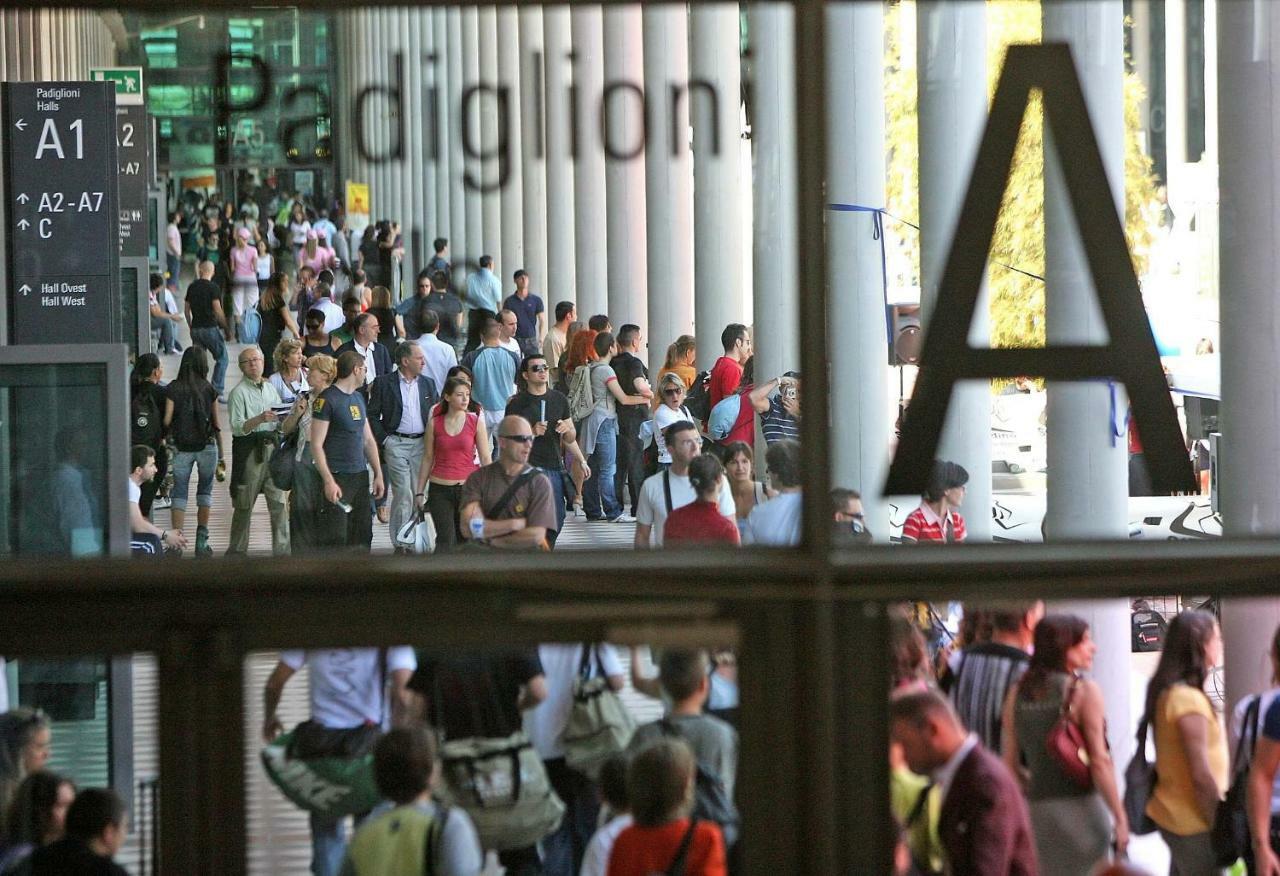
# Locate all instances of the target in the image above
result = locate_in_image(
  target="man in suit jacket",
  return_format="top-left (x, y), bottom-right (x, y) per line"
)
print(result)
top-left (890, 688), bottom-right (1038, 876)
top-left (335, 311), bottom-right (394, 394)
top-left (367, 340), bottom-right (440, 552)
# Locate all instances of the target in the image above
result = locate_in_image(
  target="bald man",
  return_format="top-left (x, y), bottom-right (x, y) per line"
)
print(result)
top-left (459, 415), bottom-right (556, 550)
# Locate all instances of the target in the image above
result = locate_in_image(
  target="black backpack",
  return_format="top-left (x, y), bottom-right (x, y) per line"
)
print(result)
top-left (658, 719), bottom-right (739, 849)
top-left (170, 384), bottom-right (215, 452)
top-left (131, 385), bottom-right (164, 449)
top-left (684, 370), bottom-right (713, 421)
top-left (1131, 609), bottom-right (1168, 652)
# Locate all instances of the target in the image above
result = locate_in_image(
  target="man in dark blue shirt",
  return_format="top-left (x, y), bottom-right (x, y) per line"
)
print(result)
top-left (311, 351), bottom-right (385, 551)
top-left (503, 269), bottom-right (545, 357)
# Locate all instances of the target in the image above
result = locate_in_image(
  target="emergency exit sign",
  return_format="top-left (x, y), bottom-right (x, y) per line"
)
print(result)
top-left (89, 67), bottom-right (143, 106)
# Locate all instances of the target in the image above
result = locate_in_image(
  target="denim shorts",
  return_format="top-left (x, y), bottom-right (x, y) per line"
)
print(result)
top-left (171, 444), bottom-right (218, 510)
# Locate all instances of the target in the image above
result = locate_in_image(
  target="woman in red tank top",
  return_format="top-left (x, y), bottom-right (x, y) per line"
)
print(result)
top-left (415, 376), bottom-right (492, 550)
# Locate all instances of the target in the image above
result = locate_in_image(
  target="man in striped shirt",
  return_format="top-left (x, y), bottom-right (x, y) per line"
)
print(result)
top-left (940, 601), bottom-right (1043, 752)
top-left (749, 371), bottom-right (801, 446)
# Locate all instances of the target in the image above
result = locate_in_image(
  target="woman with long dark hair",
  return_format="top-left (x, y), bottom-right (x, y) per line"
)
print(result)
top-left (0, 770), bottom-right (75, 872)
top-left (129, 353), bottom-right (167, 517)
top-left (164, 346), bottom-right (223, 557)
top-left (1000, 614), bottom-right (1128, 874)
top-left (1144, 609), bottom-right (1227, 872)
top-left (414, 376), bottom-right (491, 550)
top-left (256, 272), bottom-right (299, 377)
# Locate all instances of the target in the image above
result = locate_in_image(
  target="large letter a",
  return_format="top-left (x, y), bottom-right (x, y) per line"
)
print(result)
top-left (884, 43), bottom-right (1195, 496)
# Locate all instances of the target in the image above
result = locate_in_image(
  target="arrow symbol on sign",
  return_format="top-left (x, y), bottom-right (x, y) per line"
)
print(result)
top-left (15, 193), bottom-right (27, 204)
top-left (17, 219), bottom-right (29, 230)
top-left (13, 118), bottom-right (25, 131)
top-left (19, 284), bottom-right (29, 296)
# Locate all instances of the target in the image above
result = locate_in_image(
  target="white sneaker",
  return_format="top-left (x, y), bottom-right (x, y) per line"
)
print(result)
top-left (152, 496), bottom-right (172, 510)
top-left (615, 513), bottom-right (636, 523)
top-left (574, 506), bottom-right (586, 519)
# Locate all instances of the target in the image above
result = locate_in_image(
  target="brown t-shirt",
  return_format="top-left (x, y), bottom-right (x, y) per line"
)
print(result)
top-left (461, 463), bottom-right (557, 532)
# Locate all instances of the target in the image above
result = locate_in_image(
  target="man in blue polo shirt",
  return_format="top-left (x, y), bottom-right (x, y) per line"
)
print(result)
top-left (503, 269), bottom-right (545, 357)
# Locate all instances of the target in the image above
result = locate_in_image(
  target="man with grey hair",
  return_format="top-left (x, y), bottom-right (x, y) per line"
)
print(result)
top-left (369, 340), bottom-right (439, 552)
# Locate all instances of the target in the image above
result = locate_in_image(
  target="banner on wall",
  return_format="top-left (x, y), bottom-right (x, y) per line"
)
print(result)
top-left (345, 180), bottom-right (369, 236)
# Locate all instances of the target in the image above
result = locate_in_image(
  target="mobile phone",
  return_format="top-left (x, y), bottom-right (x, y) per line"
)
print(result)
top-left (334, 499), bottom-right (353, 514)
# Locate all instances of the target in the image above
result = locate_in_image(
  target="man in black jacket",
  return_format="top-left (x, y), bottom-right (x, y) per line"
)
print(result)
top-left (335, 312), bottom-right (394, 393)
top-left (368, 341), bottom-right (439, 552)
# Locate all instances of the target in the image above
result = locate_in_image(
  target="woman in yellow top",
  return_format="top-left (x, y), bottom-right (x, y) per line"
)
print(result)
top-left (657, 335), bottom-right (698, 390)
top-left (1143, 608), bottom-right (1227, 873)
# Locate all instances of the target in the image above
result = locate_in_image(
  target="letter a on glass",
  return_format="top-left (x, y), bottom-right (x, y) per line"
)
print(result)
top-left (885, 43), bottom-right (1195, 496)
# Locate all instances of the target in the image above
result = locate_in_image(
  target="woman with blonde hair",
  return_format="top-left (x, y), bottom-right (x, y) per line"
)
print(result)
top-left (367, 285), bottom-right (399, 348)
top-left (269, 338), bottom-right (306, 402)
top-left (256, 271), bottom-right (299, 378)
top-left (658, 335), bottom-right (698, 391)
top-left (281, 353), bottom-right (336, 553)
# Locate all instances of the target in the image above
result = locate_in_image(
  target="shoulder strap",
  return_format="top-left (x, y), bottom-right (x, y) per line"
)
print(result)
top-left (663, 471), bottom-right (674, 515)
top-left (486, 468), bottom-right (540, 520)
top-left (666, 818), bottom-right (699, 876)
top-left (423, 802), bottom-right (447, 876)
top-left (904, 782), bottom-right (934, 828)
top-left (1235, 695), bottom-right (1264, 777)
top-left (1059, 674), bottom-right (1081, 720)
top-left (577, 644), bottom-right (592, 679)
top-left (379, 647), bottom-right (388, 727)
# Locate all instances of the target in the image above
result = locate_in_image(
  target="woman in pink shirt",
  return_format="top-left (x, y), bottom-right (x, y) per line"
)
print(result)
top-left (415, 376), bottom-right (492, 551)
top-left (228, 228), bottom-right (259, 339)
top-left (297, 230), bottom-right (337, 276)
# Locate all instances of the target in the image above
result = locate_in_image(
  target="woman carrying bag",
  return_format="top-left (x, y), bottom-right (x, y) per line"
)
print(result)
top-left (1000, 614), bottom-right (1128, 875)
top-left (414, 377), bottom-right (491, 552)
top-left (280, 354), bottom-right (335, 555)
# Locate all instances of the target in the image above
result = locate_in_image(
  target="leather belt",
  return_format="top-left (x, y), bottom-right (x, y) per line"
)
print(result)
top-left (391, 431), bottom-right (424, 439)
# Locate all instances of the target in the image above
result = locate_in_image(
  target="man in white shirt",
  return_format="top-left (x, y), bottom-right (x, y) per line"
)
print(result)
top-left (165, 211), bottom-right (183, 292)
top-left (368, 342), bottom-right (439, 552)
top-left (635, 420), bottom-right (734, 548)
top-left (497, 308), bottom-right (522, 357)
top-left (313, 281), bottom-right (346, 333)
top-left (262, 646), bottom-right (418, 876)
top-left (414, 307), bottom-right (458, 394)
top-left (336, 312), bottom-right (393, 388)
top-left (129, 444), bottom-right (187, 556)
top-left (525, 643), bottom-right (626, 875)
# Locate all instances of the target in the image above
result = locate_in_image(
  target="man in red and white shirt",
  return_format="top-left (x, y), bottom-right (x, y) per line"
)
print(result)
top-left (901, 460), bottom-right (969, 543)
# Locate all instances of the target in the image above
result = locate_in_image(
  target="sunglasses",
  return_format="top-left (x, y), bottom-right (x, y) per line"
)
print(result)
top-left (663, 387), bottom-right (683, 396)
top-left (500, 434), bottom-right (534, 443)
top-left (528, 364), bottom-right (549, 373)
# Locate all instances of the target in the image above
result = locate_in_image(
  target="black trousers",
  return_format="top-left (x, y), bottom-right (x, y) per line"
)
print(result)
top-left (426, 482), bottom-right (464, 551)
top-left (614, 428), bottom-right (644, 514)
top-left (315, 469), bottom-right (372, 552)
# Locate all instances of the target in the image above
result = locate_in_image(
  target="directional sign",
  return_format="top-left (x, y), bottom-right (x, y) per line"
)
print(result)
top-left (4, 82), bottom-right (120, 345)
top-left (114, 104), bottom-right (148, 258)
top-left (89, 67), bottom-right (143, 107)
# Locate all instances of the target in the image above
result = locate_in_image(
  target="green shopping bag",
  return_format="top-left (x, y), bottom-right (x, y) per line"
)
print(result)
top-left (261, 730), bottom-right (382, 819)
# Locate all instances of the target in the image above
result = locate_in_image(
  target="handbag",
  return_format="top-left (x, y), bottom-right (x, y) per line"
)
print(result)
top-left (268, 428), bottom-right (299, 491)
top-left (1212, 695), bottom-right (1263, 865)
top-left (396, 506), bottom-right (437, 553)
top-left (1045, 675), bottom-right (1093, 790)
top-left (562, 645), bottom-right (637, 780)
top-left (1123, 716), bottom-right (1160, 835)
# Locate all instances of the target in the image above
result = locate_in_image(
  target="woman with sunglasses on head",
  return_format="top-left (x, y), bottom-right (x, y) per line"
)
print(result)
top-left (415, 376), bottom-right (492, 551)
top-left (653, 373), bottom-right (695, 471)
top-left (0, 709), bottom-right (51, 817)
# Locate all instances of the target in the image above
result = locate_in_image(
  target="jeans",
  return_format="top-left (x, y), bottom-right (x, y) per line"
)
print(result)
top-left (191, 327), bottom-right (228, 396)
top-left (542, 757), bottom-right (600, 876)
top-left (615, 426), bottom-right (644, 514)
top-left (170, 444), bottom-right (218, 511)
top-left (383, 435), bottom-right (423, 546)
top-left (542, 467), bottom-right (567, 548)
top-left (166, 253), bottom-right (181, 290)
top-left (152, 314), bottom-right (177, 352)
top-left (583, 417), bottom-right (620, 520)
top-left (310, 810), bottom-right (370, 876)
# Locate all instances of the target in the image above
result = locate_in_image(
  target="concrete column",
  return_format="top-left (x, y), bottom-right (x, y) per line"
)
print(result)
top-left (1041, 0), bottom-right (1132, 764)
top-left (498, 8), bottom-right (525, 284)
top-left (1129, 1), bottom-right (1153, 152)
top-left (690, 3), bottom-right (746, 371)
top-left (372, 10), bottom-right (388, 229)
top-left (433, 8), bottom-right (451, 247)
top-left (544, 7), bottom-right (577, 306)
top-left (1204, 0), bottom-right (1219, 162)
top-left (413, 10), bottom-right (437, 275)
top-left (644, 4), bottom-right (695, 362)
top-left (826, 3), bottom-right (890, 523)
top-left (749, 4), bottom-right (799, 404)
top-left (520, 8), bottom-right (549, 302)
top-left (480, 7), bottom-right (503, 272)
top-left (463, 8), bottom-right (484, 269)
top-left (603, 5), bottom-right (649, 332)
top-left (917, 0), bottom-right (990, 542)
top-left (448, 9), bottom-right (469, 279)
top-left (1218, 0), bottom-right (1280, 712)
top-left (571, 5), bottom-right (609, 319)
top-left (1165, 0), bottom-right (1188, 169)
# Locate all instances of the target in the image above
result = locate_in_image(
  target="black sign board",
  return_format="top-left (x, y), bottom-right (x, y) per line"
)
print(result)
top-left (115, 104), bottom-right (147, 259)
top-left (3, 82), bottom-right (120, 345)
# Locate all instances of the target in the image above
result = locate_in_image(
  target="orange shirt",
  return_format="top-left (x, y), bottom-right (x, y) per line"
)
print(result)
top-left (607, 819), bottom-right (726, 876)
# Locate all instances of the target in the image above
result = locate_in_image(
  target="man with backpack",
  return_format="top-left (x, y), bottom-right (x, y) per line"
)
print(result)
top-left (626, 649), bottom-right (739, 851)
top-left (707, 325), bottom-right (751, 414)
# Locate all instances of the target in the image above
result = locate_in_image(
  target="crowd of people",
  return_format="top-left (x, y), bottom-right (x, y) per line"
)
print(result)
top-left (132, 214), bottom-right (831, 558)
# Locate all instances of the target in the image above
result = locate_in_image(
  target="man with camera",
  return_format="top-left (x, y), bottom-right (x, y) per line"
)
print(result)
top-left (749, 371), bottom-right (802, 446)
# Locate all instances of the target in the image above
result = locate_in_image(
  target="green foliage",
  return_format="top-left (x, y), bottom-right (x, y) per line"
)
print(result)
top-left (884, 1), bottom-right (1160, 350)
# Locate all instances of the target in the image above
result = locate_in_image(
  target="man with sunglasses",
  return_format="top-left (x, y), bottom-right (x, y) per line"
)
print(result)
top-left (505, 354), bottom-right (591, 547)
top-left (460, 415), bottom-right (556, 550)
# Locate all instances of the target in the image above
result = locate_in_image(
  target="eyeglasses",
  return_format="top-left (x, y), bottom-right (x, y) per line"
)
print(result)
top-left (500, 434), bottom-right (534, 443)
top-left (528, 364), bottom-right (549, 373)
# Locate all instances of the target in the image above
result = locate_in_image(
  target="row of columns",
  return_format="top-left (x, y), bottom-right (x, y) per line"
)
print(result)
top-left (0, 10), bottom-right (115, 82)
top-left (334, 5), bottom-right (753, 374)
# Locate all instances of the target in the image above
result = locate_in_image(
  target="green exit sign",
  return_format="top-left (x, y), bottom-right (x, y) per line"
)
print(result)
top-left (89, 67), bottom-right (144, 105)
